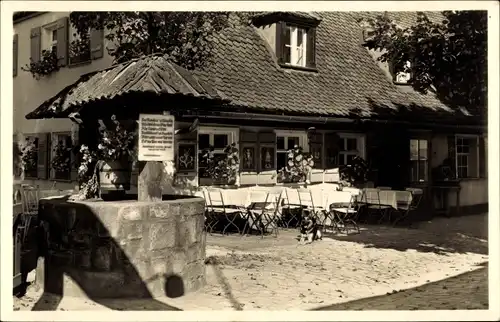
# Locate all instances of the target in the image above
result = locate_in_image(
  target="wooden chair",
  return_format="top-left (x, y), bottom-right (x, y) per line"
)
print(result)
top-left (392, 189), bottom-right (423, 226)
top-left (259, 189), bottom-right (283, 238)
top-left (201, 188), bottom-right (219, 235)
top-left (297, 187), bottom-right (321, 222)
top-left (242, 189), bottom-right (268, 236)
top-left (19, 184), bottom-right (40, 244)
top-left (377, 186), bottom-right (392, 190)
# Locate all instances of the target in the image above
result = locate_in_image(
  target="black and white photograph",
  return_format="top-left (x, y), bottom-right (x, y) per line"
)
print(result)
top-left (2, 1), bottom-right (499, 320)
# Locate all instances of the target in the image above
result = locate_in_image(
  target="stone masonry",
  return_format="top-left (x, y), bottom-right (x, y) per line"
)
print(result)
top-left (35, 196), bottom-right (206, 298)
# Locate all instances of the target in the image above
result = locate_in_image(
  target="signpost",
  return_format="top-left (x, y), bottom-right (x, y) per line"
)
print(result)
top-left (137, 113), bottom-right (175, 201)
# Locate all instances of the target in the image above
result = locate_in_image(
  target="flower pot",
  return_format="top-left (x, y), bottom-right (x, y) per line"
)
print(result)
top-left (99, 160), bottom-right (132, 192)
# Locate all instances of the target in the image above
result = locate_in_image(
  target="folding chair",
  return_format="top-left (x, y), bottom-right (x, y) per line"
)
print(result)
top-left (328, 191), bottom-right (360, 235)
top-left (392, 189), bottom-right (422, 226)
top-left (205, 188), bottom-right (245, 235)
top-left (242, 189), bottom-right (268, 236)
top-left (202, 188), bottom-right (220, 235)
top-left (19, 184), bottom-right (40, 244)
top-left (377, 186), bottom-right (392, 190)
top-left (260, 189), bottom-right (283, 238)
top-left (281, 188), bottom-right (303, 228)
top-left (297, 187), bottom-right (321, 223)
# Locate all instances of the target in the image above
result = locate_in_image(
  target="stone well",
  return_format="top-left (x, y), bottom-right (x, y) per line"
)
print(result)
top-left (35, 196), bottom-right (206, 299)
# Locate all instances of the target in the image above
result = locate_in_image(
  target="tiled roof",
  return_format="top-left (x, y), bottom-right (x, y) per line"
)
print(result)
top-left (193, 11), bottom-right (476, 123)
top-left (26, 55), bottom-right (226, 119)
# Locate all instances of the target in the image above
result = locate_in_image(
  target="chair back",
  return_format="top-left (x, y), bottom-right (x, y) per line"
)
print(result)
top-left (297, 187), bottom-right (315, 210)
top-left (377, 186), bottom-right (392, 191)
top-left (21, 184), bottom-right (40, 216)
top-left (406, 188), bottom-right (423, 210)
top-left (206, 188), bottom-right (225, 210)
top-left (264, 190), bottom-right (283, 214)
top-left (246, 189), bottom-right (269, 208)
top-left (282, 188), bottom-right (301, 207)
top-left (342, 187), bottom-right (361, 196)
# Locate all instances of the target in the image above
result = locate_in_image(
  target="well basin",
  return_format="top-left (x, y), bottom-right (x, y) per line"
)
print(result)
top-left (35, 195), bottom-right (206, 299)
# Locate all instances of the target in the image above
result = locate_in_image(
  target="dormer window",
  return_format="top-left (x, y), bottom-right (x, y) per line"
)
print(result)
top-left (252, 12), bottom-right (321, 71)
top-left (284, 25), bottom-right (308, 67)
top-left (393, 60), bottom-right (412, 85)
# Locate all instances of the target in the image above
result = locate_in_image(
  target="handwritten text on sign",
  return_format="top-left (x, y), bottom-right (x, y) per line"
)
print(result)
top-left (138, 114), bottom-right (175, 161)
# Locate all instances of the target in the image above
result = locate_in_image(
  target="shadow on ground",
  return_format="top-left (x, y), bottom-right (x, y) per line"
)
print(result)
top-left (313, 264), bottom-right (488, 311)
top-left (324, 214), bottom-right (488, 256)
top-left (22, 195), bottom-right (183, 311)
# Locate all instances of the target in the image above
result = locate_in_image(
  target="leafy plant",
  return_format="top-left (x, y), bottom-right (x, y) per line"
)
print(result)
top-left (199, 143), bottom-right (239, 185)
top-left (339, 156), bottom-right (369, 188)
top-left (77, 145), bottom-right (100, 199)
top-left (51, 140), bottom-right (73, 174)
top-left (69, 12), bottom-right (251, 69)
top-left (360, 11), bottom-right (487, 114)
top-left (277, 146), bottom-right (314, 184)
top-left (97, 115), bottom-right (137, 162)
top-left (69, 35), bottom-right (91, 63)
top-left (22, 48), bottom-right (59, 79)
top-left (21, 138), bottom-right (38, 175)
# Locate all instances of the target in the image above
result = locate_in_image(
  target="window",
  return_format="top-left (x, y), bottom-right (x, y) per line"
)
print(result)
top-left (338, 135), bottom-right (363, 166)
top-left (23, 136), bottom-right (39, 178)
top-left (51, 133), bottom-right (72, 180)
top-left (197, 128), bottom-right (237, 181)
top-left (43, 24), bottom-right (59, 54)
top-left (455, 136), bottom-right (479, 179)
top-left (393, 60), bottom-right (412, 84)
top-left (409, 139), bottom-right (428, 182)
top-left (284, 25), bottom-right (307, 67)
top-left (276, 132), bottom-right (306, 171)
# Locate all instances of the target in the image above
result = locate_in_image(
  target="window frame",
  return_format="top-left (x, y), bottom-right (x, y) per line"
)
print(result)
top-left (336, 133), bottom-right (366, 166)
top-left (50, 132), bottom-right (73, 181)
top-left (455, 134), bottom-right (480, 179)
top-left (42, 21), bottom-right (59, 54)
top-left (197, 127), bottom-right (239, 185)
top-left (284, 25), bottom-right (308, 68)
top-left (409, 138), bottom-right (429, 183)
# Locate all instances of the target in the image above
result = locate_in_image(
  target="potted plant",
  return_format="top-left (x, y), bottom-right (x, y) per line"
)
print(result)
top-left (277, 145), bottom-right (314, 185)
top-left (77, 115), bottom-right (136, 199)
top-left (199, 143), bottom-right (240, 186)
top-left (22, 48), bottom-right (59, 79)
top-left (338, 156), bottom-right (369, 189)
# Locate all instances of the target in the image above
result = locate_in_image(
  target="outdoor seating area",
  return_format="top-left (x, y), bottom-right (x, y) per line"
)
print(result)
top-left (197, 184), bottom-right (424, 237)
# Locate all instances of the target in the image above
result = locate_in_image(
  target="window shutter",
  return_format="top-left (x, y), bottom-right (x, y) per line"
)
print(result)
top-left (306, 27), bottom-right (316, 68)
top-left (13, 34), bottom-right (18, 77)
top-left (90, 28), bottom-right (104, 60)
top-left (240, 130), bottom-right (258, 172)
top-left (324, 132), bottom-right (340, 168)
top-left (37, 133), bottom-right (50, 179)
top-left (447, 135), bottom-right (457, 179)
top-left (479, 136), bottom-right (486, 178)
top-left (30, 27), bottom-right (41, 63)
top-left (56, 17), bottom-right (69, 67)
top-left (275, 21), bottom-right (286, 64)
top-left (258, 131), bottom-right (276, 171)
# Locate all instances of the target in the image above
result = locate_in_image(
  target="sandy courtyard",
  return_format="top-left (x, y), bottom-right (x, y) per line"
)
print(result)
top-left (14, 214), bottom-right (488, 311)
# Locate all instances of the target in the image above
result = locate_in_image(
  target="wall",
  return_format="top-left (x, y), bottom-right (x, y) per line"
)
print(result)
top-left (431, 134), bottom-right (488, 207)
top-left (255, 23), bottom-right (277, 54)
top-left (13, 12), bottom-right (114, 136)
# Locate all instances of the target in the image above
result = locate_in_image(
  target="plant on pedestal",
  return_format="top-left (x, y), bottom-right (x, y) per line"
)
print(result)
top-left (77, 115), bottom-right (137, 199)
top-left (276, 145), bottom-right (314, 184)
top-left (199, 143), bottom-right (240, 186)
top-left (338, 156), bottom-right (369, 189)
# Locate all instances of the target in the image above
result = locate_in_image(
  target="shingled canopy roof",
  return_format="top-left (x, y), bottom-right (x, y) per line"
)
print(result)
top-left (26, 55), bottom-right (228, 119)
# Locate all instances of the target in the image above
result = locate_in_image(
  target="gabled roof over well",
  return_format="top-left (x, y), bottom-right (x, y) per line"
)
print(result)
top-left (26, 55), bottom-right (227, 119)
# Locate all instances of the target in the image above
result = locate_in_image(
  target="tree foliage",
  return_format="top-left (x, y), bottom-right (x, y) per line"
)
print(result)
top-left (70, 12), bottom-right (249, 69)
top-left (361, 11), bottom-right (487, 113)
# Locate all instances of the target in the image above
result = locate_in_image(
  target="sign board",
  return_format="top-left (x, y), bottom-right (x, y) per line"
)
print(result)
top-left (138, 114), bottom-right (175, 161)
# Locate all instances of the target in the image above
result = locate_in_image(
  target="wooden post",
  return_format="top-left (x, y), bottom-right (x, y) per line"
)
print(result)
top-left (137, 111), bottom-right (172, 202)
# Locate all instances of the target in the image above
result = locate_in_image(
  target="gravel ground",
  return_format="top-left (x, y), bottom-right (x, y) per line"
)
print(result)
top-left (13, 214), bottom-right (489, 311)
